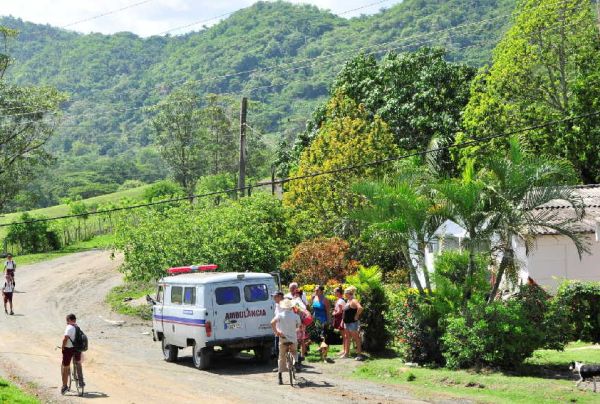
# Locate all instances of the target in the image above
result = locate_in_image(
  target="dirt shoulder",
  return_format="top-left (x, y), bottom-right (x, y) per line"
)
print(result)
top-left (0, 250), bottom-right (426, 403)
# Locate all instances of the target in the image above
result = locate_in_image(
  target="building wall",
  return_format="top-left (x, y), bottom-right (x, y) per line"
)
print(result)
top-left (525, 234), bottom-right (600, 291)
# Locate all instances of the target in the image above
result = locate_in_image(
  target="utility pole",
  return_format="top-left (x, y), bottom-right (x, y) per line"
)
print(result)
top-left (597, 0), bottom-right (600, 35)
top-left (237, 97), bottom-right (248, 198)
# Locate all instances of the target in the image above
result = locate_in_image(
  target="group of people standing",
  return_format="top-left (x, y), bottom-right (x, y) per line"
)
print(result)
top-left (270, 281), bottom-right (364, 385)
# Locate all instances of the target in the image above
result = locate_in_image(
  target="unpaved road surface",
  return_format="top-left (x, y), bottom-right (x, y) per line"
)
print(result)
top-left (0, 250), bottom-right (428, 403)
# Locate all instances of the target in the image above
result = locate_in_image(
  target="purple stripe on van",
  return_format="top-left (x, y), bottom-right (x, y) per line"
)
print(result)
top-left (154, 315), bottom-right (206, 326)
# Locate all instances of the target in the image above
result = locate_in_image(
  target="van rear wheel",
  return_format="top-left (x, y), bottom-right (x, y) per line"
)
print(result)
top-left (193, 343), bottom-right (212, 370)
top-left (162, 339), bottom-right (178, 362)
top-left (254, 344), bottom-right (271, 364)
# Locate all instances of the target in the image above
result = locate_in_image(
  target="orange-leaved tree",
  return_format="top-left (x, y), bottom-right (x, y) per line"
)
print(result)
top-left (281, 237), bottom-right (359, 285)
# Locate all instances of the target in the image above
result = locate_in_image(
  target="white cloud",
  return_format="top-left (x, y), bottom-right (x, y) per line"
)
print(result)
top-left (1, 0), bottom-right (398, 37)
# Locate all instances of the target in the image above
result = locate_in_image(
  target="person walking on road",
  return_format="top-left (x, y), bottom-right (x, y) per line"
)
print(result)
top-left (61, 313), bottom-right (85, 394)
top-left (2, 275), bottom-right (14, 315)
top-left (4, 254), bottom-right (15, 285)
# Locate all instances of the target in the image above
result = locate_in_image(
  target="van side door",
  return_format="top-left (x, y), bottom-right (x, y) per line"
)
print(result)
top-left (242, 281), bottom-right (274, 338)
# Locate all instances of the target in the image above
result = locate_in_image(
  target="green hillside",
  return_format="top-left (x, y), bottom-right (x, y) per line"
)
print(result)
top-left (0, 184), bottom-right (151, 239)
top-left (0, 0), bottom-right (516, 210)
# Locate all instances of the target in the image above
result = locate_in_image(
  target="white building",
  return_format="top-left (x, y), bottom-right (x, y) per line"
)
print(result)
top-left (425, 185), bottom-right (600, 292)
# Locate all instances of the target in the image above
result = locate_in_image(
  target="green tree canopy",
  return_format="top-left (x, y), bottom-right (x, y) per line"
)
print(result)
top-left (283, 92), bottom-right (399, 235)
top-left (460, 0), bottom-right (600, 183)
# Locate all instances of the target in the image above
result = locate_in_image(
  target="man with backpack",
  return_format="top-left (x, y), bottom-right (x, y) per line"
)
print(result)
top-left (60, 313), bottom-right (86, 394)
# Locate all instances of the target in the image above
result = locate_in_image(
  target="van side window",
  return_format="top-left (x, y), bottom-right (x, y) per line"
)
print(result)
top-left (183, 287), bottom-right (196, 305)
top-left (171, 286), bottom-right (183, 304)
top-left (215, 287), bottom-right (240, 305)
top-left (156, 286), bottom-right (164, 303)
top-left (244, 284), bottom-right (268, 302)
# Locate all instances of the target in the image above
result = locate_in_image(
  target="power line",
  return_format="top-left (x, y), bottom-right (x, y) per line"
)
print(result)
top-left (0, 0), bottom-right (576, 121)
top-left (61, 0), bottom-right (155, 29)
top-left (2, 110), bottom-right (597, 228)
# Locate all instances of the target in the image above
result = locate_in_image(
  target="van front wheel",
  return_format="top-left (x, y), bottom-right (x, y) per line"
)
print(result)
top-left (193, 343), bottom-right (212, 370)
top-left (162, 339), bottom-right (178, 362)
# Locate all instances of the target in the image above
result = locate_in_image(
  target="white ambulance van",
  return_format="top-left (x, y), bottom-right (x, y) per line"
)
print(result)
top-left (149, 265), bottom-right (277, 370)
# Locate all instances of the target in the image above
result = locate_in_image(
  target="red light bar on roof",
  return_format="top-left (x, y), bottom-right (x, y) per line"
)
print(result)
top-left (167, 264), bottom-right (218, 275)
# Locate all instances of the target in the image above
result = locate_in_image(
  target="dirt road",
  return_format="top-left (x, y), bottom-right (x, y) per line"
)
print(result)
top-left (0, 250), bottom-right (425, 403)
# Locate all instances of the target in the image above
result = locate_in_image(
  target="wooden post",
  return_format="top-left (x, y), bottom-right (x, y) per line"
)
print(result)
top-left (271, 165), bottom-right (276, 196)
top-left (237, 97), bottom-right (248, 198)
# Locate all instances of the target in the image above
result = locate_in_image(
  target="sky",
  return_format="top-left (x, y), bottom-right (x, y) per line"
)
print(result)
top-left (1, 0), bottom-right (399, 37)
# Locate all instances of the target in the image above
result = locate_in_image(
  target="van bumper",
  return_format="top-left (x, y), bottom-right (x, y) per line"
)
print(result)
top-left (206, 335), bottom-right (273, 350)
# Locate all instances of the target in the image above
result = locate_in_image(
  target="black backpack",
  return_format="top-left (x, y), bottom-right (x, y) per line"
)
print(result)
top-left (70, 325), bottom-right (89, 352)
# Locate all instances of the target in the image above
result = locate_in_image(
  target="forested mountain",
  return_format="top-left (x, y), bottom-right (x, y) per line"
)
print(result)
top-left (0, 0), bottom-right (516, 209)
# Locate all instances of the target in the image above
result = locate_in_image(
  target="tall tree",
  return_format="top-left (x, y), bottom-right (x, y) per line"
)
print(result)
top-left (460, 0), bottom-right (600, 183)
top-left (0, 27), bottom-right (66, 212)
top-left (283, 91), bottom-right (398, 235)
top-left (293, 48), bottom-right (475, 175)
top-left (151, 85), bottom-right (209, 196)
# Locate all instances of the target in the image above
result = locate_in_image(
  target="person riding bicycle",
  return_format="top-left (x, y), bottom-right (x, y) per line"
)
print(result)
top-left (271, 298), bottom-right (300, 385)
top-left (60, 313), bottom-right (85, 394)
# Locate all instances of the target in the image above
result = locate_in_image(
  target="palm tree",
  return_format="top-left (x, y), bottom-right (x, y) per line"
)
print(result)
top-left (433, 160), bottom-right (492, 302)
top-left (353, 173), bottom-right (443, 295)
top-left (483, 138), bottom-right (588, 303)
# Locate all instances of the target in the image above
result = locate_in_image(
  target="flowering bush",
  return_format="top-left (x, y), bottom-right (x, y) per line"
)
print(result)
top-left (281, 237), bottom-right (359, 285)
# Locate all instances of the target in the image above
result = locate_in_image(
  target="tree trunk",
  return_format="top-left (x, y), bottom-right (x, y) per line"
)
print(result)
top-left (487, 248), bottom-right (513, 304)
top-left (462, 228), bottom-right (477, 303)
top-left (401, 244), bottom-right (425, 295)
top-left (418, 240), bottom-right (432, 294)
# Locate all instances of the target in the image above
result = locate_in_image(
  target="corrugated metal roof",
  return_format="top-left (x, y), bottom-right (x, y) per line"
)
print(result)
top-left (532, 185), bottom-right (600, 234)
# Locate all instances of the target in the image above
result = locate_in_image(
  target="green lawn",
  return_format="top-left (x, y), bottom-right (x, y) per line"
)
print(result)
top-left (106, 281), bottom-right (154, 320)
top-left (0, 184), bottom-right (151, 239)
top-left (353, 343), bottom-right (600, 403)
top-left (0, 378), bottom-right (39, 403)
top-left (15, 233), bottom-right (115, 266)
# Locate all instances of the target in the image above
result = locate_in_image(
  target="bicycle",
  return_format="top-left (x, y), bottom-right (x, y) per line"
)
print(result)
top-left (282, 341), bottom-right (296, 386)
top-left (57, 347), bottom-right (84, 397)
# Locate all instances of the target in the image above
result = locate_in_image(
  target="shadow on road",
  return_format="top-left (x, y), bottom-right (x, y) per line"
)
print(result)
top-left (72, 391), bottom-right (109, 399)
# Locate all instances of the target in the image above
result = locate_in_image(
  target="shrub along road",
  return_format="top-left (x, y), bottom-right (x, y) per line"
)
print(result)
top-left (0, 250), bottom-right (427, 403)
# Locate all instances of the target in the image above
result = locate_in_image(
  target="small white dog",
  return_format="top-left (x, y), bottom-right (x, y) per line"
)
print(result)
top-left (570, 361), bottom-right (600, 392)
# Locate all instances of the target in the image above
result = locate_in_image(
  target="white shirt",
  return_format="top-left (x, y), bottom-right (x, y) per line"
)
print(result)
top-left (3, 281), bottom-right (14, 293)
top-left (274, 310), bottom-right (300, 343)
top-left (4, 261), bottom-right (15, 270)
top-left (274, 302), bottom-right (281, 316)
top-left (65, 324), bottom-right (77, 348)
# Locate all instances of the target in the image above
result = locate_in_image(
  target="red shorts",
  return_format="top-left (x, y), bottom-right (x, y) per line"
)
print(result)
top-left (62, 347), bottom-right (81, 366)
top-left (3, 292), bottom-right (12, 303)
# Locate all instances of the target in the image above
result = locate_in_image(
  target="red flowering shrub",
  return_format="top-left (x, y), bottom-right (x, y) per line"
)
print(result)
top-left (281, 237), bottom-right (359, 285)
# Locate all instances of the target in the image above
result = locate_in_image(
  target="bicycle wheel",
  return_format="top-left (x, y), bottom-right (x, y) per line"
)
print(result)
top-left (287, 352), bottom-right (295, 386)
top-left (73, 364), bottom-right (84, 397)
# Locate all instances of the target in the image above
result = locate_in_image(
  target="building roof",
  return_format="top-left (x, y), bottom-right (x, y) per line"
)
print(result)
top-left (532, 184), bottom-right (600, 235)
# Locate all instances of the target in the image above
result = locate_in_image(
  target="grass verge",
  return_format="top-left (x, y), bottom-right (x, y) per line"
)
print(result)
top-left (352, 342), bottom-right (600, 403)
top-left (0, 378), bottom-right (39, 403)
top-left (106, 281), bottom-right (154, 320)
top-left (14, 233), bottom-right (115, 266)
